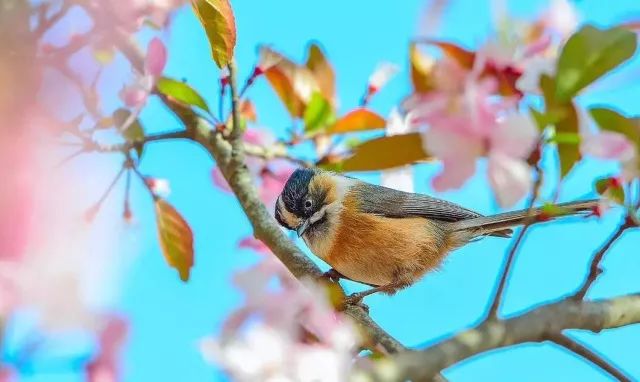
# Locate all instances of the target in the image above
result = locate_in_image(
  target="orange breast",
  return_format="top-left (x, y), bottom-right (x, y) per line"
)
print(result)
top-left (324, 194), bottom-right (448, 286)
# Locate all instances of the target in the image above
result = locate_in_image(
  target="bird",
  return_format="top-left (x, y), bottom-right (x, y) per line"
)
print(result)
top-left (274, 168), bottom-right (598, 303)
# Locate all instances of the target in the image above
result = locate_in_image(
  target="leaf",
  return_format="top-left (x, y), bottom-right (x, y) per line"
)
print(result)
top-left (338, 133), bottom-right (430, 172)
top-left (303, 92), bottom-right (334, 133)
top-left (589, 107), bottom-right (640, 144)
top-left (595, 177), bottom-right (625, 205)
top-left (530, 107), bottom-right (568, 131)
top-left (191, 0), bottom-right (236, 68)
top-left (113, 108), bottom-right (145, 158)
top-left (540, 74), bottom-right (581, 178)
top-left (263, 48), bottom-right (318, 118)
top-left (239, 100), bottom-right (257, 122)
top-left (556, 104), bottom-right (581, 178)
top-left (326, 108), bottom-right (386, 135)
top-left (555, 25), bottom-right (637, 101)
top-left (418, 39), bottom-right (475, 69)
top-left (410, 43), bottom-right (435, 93)
top-left (155, 199), bottom-right (194, 282)
top-left (305, 43), bottom-right (336, 104)
top-left (156, 77), bottom-right (210, 113)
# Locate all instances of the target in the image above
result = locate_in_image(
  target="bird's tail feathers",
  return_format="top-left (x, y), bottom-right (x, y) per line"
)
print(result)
top-left (449, 199), bottom-right (599, 238)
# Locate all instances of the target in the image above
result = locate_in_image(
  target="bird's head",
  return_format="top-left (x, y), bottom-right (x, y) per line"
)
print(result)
top-left (275, 168), bottom-right (334, 237)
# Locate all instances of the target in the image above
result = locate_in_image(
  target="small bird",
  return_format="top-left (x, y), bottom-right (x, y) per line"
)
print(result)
top-left (275, 168), bottom-right (598, 303)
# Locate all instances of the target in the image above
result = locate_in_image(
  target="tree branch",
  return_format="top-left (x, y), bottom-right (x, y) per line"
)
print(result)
top-left (572, 221), bottom-right (629, 300)
top-left (370, 293), bottom-right (640, 381)
top-left (550, 333), bottom-right (631, 382)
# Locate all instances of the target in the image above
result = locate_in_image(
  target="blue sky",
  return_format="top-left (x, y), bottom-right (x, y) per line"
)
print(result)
top-left (15, 0), bottom-right (640, 381)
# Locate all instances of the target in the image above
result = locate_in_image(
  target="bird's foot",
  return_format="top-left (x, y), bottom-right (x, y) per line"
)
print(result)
top-left (320, 268), bottom-right (344, 283)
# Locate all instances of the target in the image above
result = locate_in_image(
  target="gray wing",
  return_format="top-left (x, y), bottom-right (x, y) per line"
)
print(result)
top-left (352, 182), bottom-right (482, 222)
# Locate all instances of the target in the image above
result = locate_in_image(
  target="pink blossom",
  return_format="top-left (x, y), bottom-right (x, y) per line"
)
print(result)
top-left (581, 132), bottom-right (636, 162)
top-left (202, 252), bottom-right (359, 381)
top-left (144, 38), bottom-right (168, 78)
top-left (488, 152), bottom-right (533, 207)
top-left (0, 367), bottom-right (16, 382)
top-left (86, 315), bottom-right (129, 382)
top-left (238, 237), bottom-right (271, 254)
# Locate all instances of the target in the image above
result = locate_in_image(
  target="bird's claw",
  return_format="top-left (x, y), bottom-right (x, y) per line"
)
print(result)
top-left (320, 269), bottom-right (343, 283)
top-left (342, 293), bottom-right (370, 313)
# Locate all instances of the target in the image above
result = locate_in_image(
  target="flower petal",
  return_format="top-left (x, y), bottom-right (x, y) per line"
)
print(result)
top-left (491, 113), bottom-right (539, 159)
top-left (581, 131), bottom-right (636, 162)
top-left (488, 153), bottom-right (533, 207)
top-left (145, 38), bottom-right (168, 77)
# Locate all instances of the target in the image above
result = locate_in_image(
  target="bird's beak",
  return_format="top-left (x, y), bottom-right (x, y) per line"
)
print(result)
top-left (296, 219), bottom-right (310, 237)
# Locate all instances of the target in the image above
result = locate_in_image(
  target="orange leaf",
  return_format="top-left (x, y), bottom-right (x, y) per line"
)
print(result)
top-left (240, 100), bottom-right (257, 122)
top-left (418, 39), bottom-right (475, 69)
top-left (326, 108), bottom-right (386, 134)
top-left (191, 0), bottom-right (236, 68)
top-left (341, 133), bottom-right (430, 171)
top-left (306, 43), bottom-right (336, 105)
top-left (262, 47), bottom-right (318, 118)
top-left (155, 199), bottom-right (194, 282)
top-left (410, 43), bottom-right (435, 93)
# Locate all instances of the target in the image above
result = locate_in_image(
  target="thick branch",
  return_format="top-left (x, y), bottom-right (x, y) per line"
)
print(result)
top-left (550, 333), bottom-right (631, 382)
top-left (371, 294), bottom-right (640, 381)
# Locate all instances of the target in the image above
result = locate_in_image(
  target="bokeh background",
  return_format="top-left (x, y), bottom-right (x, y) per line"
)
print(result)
top-left (7, 0), bottom-right (640, 381)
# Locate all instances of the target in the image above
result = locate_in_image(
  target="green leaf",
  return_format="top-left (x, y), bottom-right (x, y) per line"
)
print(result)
top-left (548, 131), bottom-right (581, 145)
top-left (334, 133), bottom-right (430, 172)
top-left (303, 92), bottom-right (334, 133)
top-left (556, 25), bottom-right (637, 101)
top-left (595, 177), bottom-right (625, 205)
top-left (191, 0), bottom-right (236, 68)
top-left (539, 74), bottom-right (581, 178)
top-left (113, 108), bottom-right (145, 158)
top-left (155, 199), bottom-right (194, 282)
top-left (589, 107), bottom-right (640, 144)
top-left (156, 77), bottom-right (210, 113)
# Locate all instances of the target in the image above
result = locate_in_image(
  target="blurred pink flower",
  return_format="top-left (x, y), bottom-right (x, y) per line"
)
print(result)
top-left (0, 367), bottom-right (15, 382)
top-left (202, 253), bottom-right (358, 381)
top-left (581, 132), bottom-right (636, 162)
top-left (119, 38), bottom-right (168, 108)
top-left (86, 315), bottom-right (129, 382)
top-left (542, 0), bottom-right (579, 39)
top-left (238, 237), bottom-right (271, 254)
top-left (144, 38), bottom-right (168, 78)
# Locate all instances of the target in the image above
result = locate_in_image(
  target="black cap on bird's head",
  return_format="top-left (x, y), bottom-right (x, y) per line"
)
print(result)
top-left (275, 168), bottom-right (328, 237)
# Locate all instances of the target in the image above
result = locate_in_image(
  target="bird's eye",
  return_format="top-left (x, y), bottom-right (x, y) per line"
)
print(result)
top-left (304, 199), bottom-right (313, 209)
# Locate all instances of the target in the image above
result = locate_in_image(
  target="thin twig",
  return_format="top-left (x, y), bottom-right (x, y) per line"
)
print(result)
top-left (550, 333), bottom-right (631, 382)
top-left (486, 166), bottom-right (543, 318)
top-left (572, 222), bottom-right (629, 300)
top-left (486, 225), bottom-right (531, 318)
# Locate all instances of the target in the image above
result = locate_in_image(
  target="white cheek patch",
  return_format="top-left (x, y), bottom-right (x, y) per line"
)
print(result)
top-left (309, 206), bottom-right (327, 224)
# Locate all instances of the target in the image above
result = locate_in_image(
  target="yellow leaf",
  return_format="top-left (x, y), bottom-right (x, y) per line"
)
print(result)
top-left (341, 133), bottom-right (430, 171)
top-left (155, 199), bottom-right (194, 282)
top-left (418, 39), bottom-right (475, 69)
top-left (326, 108), bottom-right (386, 134)
top-left (263, 47), bottom-right (318, 118)
top-left (410, 43), bottom-right (435, 93)
top-left (191, 0), bottom-right (236, 68)
top-left (305, 43), bottom-right (336, 104)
